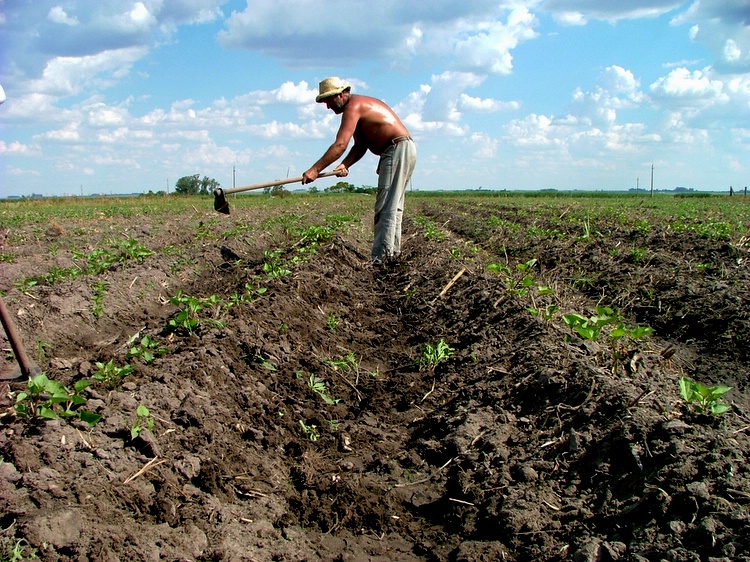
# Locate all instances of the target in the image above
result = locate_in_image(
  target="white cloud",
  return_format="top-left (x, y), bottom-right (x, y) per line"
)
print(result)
top-left (542, 0), bottom-right (685, 25)
top-left (467, 132), bottom-right (499, 158)
top-left (458, 94), bottom-right (520, 112)
top-left (650, 67), bottom-right (727, 104)
top-left (0, 141), bottom-right (42, 156)
top-left (671, 0), bottom-right (750, 71)
top-left (26, 47), bottom-right (148, 97)
top-left (48, 6), bottom-right (79, 26)
top-left (39, 122), bottom-right (81, 141)
top-left (571, 65), bottom-right (644, 126)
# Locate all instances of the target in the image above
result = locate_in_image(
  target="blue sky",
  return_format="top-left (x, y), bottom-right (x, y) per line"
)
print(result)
top-left (1, 0), bottom-right (749, 196)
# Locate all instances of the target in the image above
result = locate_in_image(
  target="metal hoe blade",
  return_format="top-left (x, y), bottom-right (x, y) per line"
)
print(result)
top-left (213, 188), bottom-right (230, 214)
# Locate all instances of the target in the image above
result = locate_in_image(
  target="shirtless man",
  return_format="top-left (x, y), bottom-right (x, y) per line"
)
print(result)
top-left (303, 77), bottom-right (417, 264)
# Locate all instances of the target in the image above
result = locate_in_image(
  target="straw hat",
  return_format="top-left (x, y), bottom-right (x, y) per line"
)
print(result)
top-left (316, 77), bottom-right (351, 102)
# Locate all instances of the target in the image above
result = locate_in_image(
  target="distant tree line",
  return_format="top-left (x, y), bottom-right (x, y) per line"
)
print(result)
top-left (321, 181), bottom-right (376, 195)
top-left (174, 174), bottom-right (221, 195)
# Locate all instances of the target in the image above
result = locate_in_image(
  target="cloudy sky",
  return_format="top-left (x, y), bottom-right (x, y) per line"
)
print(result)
top-left (1, 0), bottom-right (749, 196)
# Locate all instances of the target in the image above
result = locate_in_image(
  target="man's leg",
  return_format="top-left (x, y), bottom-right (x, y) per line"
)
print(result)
top-left (372, 140), bottom-right (416, 262)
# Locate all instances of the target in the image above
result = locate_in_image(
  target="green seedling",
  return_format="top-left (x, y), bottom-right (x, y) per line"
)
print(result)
top-left (419, 339), bottom-right (454, 371)
top-left (488, 259), bottom-right (537, 297)
top-left (630, 247), bottom-right (649, 262)
top-left (299, 420), bottom-right (319, 442)
top-left (255, 355), bottom-right (277, 371)
top-left (15, 373), bottom-right (101, 426)
top-left (607, 322), bottom-right (654, 373)
top-left (227, 282), bottom-right (267, 309)
top-left (131, 404), bottom-right (155, 439)
top-left (528, 304), bottom-right (559, 320)
top-left (679, 377), bottom-right (731, 415)
top-left (324, 352), bottom-right (359, 373)
top-left (168, 290), bottom-right (224, 335)
top-left (0, 537), bottom-right (37, 561)
top-left (13, 278), bottom-right (38, 294)
top-left (127, 335), bottom-right (168, 364)
top-left (563, 306), bottom-right (620, 342)
top-left (326, 313), bottom-right (340, 332)
top-left (91, 280), bottom-right (108, 319)
top-left (92, 359), bottom-right (136, 389)
top-left (262, 249), bottom-right (291, 279)
top-left (306, 373), bottom-right (339, 405)
top-left (0, 252), bottom-right (16, 263)
top-left (414, 215), bottom-right (445, 241)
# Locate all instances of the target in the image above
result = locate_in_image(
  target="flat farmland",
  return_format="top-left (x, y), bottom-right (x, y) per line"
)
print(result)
top-left (1, 192), bottom-right (749, 561)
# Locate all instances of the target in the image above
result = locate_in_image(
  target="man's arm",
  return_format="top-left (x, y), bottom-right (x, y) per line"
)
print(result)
top-left (335, 140), bottom-right (368, 177)
top-left (303, 99), bottom-right (360, 183)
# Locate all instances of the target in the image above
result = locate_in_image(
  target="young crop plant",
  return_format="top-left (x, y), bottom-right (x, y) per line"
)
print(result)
top-left (419, 339), bottom-right (455, 371)
top-left (629, 247), bottom-right (649, 263)
top-left (15, 373), bottom-right (101, 426)
top-left (562, 306), bottom-right (620, 342)
top-left (575, 216), bottom-right (601, 242)
top-left (326, 312), bottom-right (340, 332)
top-left (262, 249), bottom-right (292, 279)
top-left (0, 537), bottom-right (37, 561)
top-left (13, 278), bottom-right (38, 294)
top-left (528, 304), bottom-right (559, 321)
top-left (131, 404), bottom-right (155, 439)
top-left (91, 280), bottom-right (108, 319)
top-left (298, 420), bottom-right (320, 442)
top-left (127, 335), bottom-right (168, 364)
top-left (414, 215), bottom-right (446, 242)
top-left (563, 306), bottom-right (654, 373)
top-left (225, 283), bottom-right (266, 309)
top-left (73, 238), bottom-right (154, 275)
top-left (306, 373), bottom-right (340, 405)
top-left (324, 352), bottom-right (359, 374)
top-left (110, 238), bottom-right (154, 262)
top-left (679, 377), bottom-right (731, 416)
top-left (92, 359), bottom-right (136, 389)
top-left (167, 290), bottom-right (225, 335)
top-left (488, 258), bottom-right (538, 297)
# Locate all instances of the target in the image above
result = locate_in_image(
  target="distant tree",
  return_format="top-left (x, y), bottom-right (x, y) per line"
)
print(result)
top-left (175, 174), bottom-right (201, 195)
top-left (326, 181), bottom-right (355, 193)
top-left (175, 174), bottom-right (221, 195)
top-left (199, 176), bottom-right (220, 195)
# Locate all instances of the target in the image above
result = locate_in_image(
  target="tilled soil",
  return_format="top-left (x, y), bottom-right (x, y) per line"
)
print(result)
top-left (1, 194), bottom-right (749, 562)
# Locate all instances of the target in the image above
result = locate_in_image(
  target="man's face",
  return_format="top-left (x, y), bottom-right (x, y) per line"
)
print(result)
top-left (323, 93), bottom-right (346, 114)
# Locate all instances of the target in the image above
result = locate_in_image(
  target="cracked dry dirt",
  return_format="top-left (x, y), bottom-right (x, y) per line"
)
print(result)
top-left (1, 194), bottom-right (749, 562)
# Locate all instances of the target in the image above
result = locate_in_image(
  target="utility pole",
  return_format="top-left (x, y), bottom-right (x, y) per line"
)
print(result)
top-left (636, 177), bottom-right (639, 192)
top-left (650, 164), bottom-right (654, 198)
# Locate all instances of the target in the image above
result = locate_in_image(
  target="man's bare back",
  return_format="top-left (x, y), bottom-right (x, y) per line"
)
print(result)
top-left (303, 90), bottom-right (410, 183)
top-left (345, 95), bottom-right (411, 155)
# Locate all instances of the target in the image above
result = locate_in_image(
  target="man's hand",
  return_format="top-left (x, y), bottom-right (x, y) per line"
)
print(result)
top-left (302, 168), bottom-right (319, 184)
top-left (334, 164), bottom-right (349, 177)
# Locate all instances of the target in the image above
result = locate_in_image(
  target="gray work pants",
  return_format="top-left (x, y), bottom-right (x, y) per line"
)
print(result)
top-left (372, 137), bottom-right (417, 261)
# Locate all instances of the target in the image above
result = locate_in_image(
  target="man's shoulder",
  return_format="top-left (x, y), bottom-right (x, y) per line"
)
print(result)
top-left (349, 94), bottom-right (381, 107)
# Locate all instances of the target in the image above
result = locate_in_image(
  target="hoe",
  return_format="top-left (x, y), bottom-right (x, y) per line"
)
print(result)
top-left (213, 171), bottom-right (339, 214)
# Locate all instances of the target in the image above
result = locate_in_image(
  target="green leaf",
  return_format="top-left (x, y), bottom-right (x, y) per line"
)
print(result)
top-left (74, 379), bottom-right (91, 393)
top-left (679, 377), bottom-right (696, 401)
top-left (79, 411), bottom-right (102, 426)
top-left (136, 404), bottom-right (150, 417)
top-left (710, 385), bottom-right (732, 398)
top-left (710, 403), bottom-right (730, 415)
top-left (39, 406), bottom-right (58, 420)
